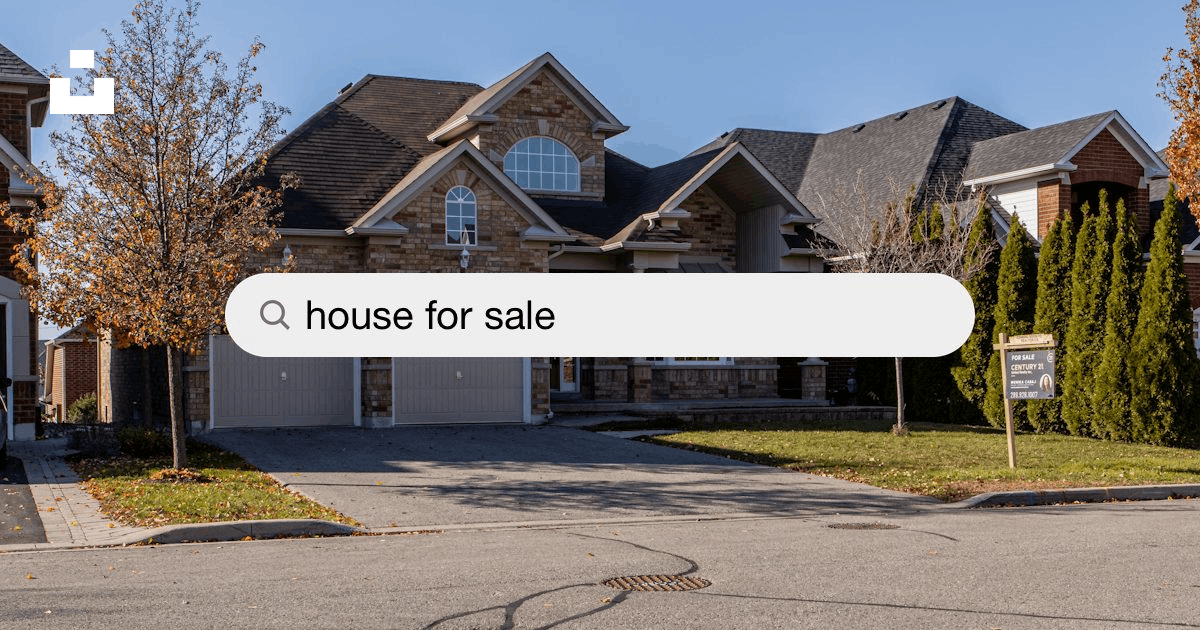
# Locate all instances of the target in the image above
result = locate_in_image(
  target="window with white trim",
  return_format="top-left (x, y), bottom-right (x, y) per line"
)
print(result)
top-left (1194, 308), bottom-right (1200, 358)
top-left (445, 186), bottom-right (477, 245)
top-left (504, 136), bottom-right (580, 192)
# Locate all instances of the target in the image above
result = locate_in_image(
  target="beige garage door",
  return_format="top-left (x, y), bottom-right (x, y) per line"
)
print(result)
top-left (211, 335), bottom-right (354, 428)
top-left (392, 358), bottom-right (527, 424)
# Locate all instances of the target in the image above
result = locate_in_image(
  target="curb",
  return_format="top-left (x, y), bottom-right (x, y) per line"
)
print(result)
top-left (112, 518), bottom-right (362, 545)
top-left (0, 519), bottom-right (362, 552)
top-left (945, 483), bottom-right (1200, 508)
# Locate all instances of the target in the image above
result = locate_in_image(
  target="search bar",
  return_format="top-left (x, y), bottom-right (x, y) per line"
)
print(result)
top-left (224, 273), bottom-right (975, 358)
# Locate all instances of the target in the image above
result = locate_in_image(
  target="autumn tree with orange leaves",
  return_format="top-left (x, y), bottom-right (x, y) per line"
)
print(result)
top-left (1161, 0), bottom-right (1200, 221)
top-left (0, 0), bottom-right (292, 468)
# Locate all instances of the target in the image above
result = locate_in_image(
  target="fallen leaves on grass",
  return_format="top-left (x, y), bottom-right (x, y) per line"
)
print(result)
top-left (69, 441), bottom-right (359, 529)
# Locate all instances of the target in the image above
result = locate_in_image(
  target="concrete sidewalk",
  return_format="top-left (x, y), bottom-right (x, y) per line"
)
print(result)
top-left (6, 438), bottom-right (141, 550)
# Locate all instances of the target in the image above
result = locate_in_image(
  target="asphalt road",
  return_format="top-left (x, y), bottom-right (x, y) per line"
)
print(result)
top-left (3, 499), bottom-right (1199, 629)
top-left (0, 457), bottom-right (45, 545)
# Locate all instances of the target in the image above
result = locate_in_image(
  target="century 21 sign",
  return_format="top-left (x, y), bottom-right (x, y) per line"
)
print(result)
top-left (1006, 349), bottom-right (1056, 400)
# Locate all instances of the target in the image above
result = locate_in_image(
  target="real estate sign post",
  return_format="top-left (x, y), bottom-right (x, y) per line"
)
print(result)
top-left (997, 333), bottom-right (1057, 468)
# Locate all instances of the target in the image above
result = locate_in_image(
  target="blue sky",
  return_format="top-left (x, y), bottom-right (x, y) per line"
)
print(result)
top-left (3, 0), bottom-right (1190, 338)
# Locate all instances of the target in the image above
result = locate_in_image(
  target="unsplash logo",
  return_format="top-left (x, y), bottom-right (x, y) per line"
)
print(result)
top-left (49, 50), bottom-right (114, 115)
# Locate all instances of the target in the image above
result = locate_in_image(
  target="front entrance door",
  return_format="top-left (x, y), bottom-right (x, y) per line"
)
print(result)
top-left (550, 357), bottom-right (578, 393)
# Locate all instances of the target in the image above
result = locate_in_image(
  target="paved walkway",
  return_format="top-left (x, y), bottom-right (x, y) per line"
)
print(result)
top-left (6, 439), bottom-right (142, 550)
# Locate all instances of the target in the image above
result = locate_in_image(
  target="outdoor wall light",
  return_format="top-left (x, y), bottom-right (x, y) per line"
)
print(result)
top-left (459, 246), bottom-right (470, 270)
top-left (281, 244), bottom-right (293, 266)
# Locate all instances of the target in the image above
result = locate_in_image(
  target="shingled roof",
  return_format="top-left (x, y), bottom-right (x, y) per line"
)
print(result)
top-left (963, 111), bottom-right (1114, 183)
top-left (261, 103), bottom-right (422, 230)
top-left (335, 75), bottom-right (483, 156)
top-left (534, 150), bottom-right (723, 245)
top-left (697, 97), bottom-right (1026, 221)
top-left (265, 61), bottom-right (810, 243)
top-left (0, 43), bottom-right (47, 84)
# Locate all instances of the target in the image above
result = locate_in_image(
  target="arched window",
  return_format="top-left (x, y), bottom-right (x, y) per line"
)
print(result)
top-left (445, 186), bottom-right (476, 245)
top-left (504, 137), bottom-right (580, 192)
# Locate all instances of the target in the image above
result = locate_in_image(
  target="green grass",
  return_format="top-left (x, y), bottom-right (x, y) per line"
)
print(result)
top-left (642, 418), bottom-right (1200, 501)
top-left (70, 440), bottom-right (359, 528)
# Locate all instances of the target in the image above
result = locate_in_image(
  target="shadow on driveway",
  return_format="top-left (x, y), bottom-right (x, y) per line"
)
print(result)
top-left (1, 457), bottom-right (47, 545)
top-left (203, 426), bottom-right (938, 528)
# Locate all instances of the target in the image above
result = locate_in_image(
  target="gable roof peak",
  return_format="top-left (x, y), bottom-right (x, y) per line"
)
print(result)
top-left (427, 52), bottom-right (628, 144)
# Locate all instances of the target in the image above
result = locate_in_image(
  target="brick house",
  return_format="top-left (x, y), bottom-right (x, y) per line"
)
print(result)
top-left (699, 99), bottom-right (1186, 391)
top-left (0, 43), bottom-right (46, 446)
top-left (42, 326), bottom-right (98, 422)
top-left (100, 53), bottom-right (827, 430)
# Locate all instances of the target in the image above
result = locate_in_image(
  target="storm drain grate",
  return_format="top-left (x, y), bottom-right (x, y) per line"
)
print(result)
top-left (827, 522), bottom-right (900, 530)
top-left (602, 575), bottom-right (711, 592)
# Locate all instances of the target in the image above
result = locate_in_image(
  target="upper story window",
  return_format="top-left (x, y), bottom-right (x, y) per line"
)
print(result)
top-left (504, 137), bottom-right (580, 192)
top-left (445, 186), bottom-right (477, 245)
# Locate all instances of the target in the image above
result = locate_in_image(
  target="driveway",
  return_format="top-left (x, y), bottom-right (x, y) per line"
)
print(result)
top-left (202, 426), bottom-right (937, 528)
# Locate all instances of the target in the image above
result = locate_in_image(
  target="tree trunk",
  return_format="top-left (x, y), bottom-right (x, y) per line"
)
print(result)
top-left (141, 347), bottom-right (154, 427)
top-left (894, 357), bottom-right (906, 434)
top-left (166, 345), bottom-right (187, 469)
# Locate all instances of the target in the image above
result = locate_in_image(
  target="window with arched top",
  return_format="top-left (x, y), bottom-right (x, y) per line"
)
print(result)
top-left (445, 186), bottom-right (476, 245)
top-left (504, 137), bottom-right (580, 192)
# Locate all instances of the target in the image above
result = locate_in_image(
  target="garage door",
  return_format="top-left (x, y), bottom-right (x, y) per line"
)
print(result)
top-left (211, 335), bottom-right (354, 428)
top-left (392, 358), bottom-right (527, 424)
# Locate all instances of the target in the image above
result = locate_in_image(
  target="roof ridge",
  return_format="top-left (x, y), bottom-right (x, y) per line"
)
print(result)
top-left (357, 73), bottom-right (483, 88)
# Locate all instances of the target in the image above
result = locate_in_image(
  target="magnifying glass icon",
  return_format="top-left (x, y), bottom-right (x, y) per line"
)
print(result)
top-left (260, 300), bottom-right (290, 330)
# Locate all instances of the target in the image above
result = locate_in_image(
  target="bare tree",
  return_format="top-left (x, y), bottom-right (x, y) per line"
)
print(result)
top-left (810, 173), bottom-right (997, 433)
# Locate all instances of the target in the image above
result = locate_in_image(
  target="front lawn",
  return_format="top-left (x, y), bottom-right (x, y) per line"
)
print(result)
top-left (640, 418), bottom-right (1200, 501)
top-left (70, 440), bottom-right (359, 528)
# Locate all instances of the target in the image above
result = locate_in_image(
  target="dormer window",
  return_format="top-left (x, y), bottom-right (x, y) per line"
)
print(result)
top-left (445, 186), bottom-right (477, 245)
top-left (504, 137), bottom-right (580, 192)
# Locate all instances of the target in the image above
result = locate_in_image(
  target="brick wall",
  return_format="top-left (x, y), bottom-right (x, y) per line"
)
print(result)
top-left (677, 185), bottom-right (737, 269)
top-left (649, 363), bottom-right (778, 400)
top-left (51, 340), bottom-right (98, 419)
top-left (101, 340), bottom-right (170, 426)
top-left (1071, 128), bottom-right (1151, 237)
top-left (478, 69), bottom-right (605, 199)
top-left (1036, 180), bottom-right (1071, 240)
top-left (1185, 260), bottom-right (1200, 309)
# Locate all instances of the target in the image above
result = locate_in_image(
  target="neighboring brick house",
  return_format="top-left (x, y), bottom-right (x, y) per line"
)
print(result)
top-left (0, 43), bottom-right (47, 445)
top-left (42, 326), bottom-right (98, 422)
top-left (698, 99), bottom-right (1178, 393)
top-left (98, 53), bottom-right (827, 431)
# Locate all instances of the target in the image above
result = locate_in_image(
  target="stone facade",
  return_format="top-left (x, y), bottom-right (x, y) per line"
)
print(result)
top-left (678, 185), bottom-right (738, 269)
top-left (580, 357), bottom-right (780, 402)
top-left (476, 69), bottom-right (606, 200)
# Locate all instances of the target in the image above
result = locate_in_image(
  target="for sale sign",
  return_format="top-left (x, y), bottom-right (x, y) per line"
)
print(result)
top-left (1006, 349), bottom-right (1055, 400)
